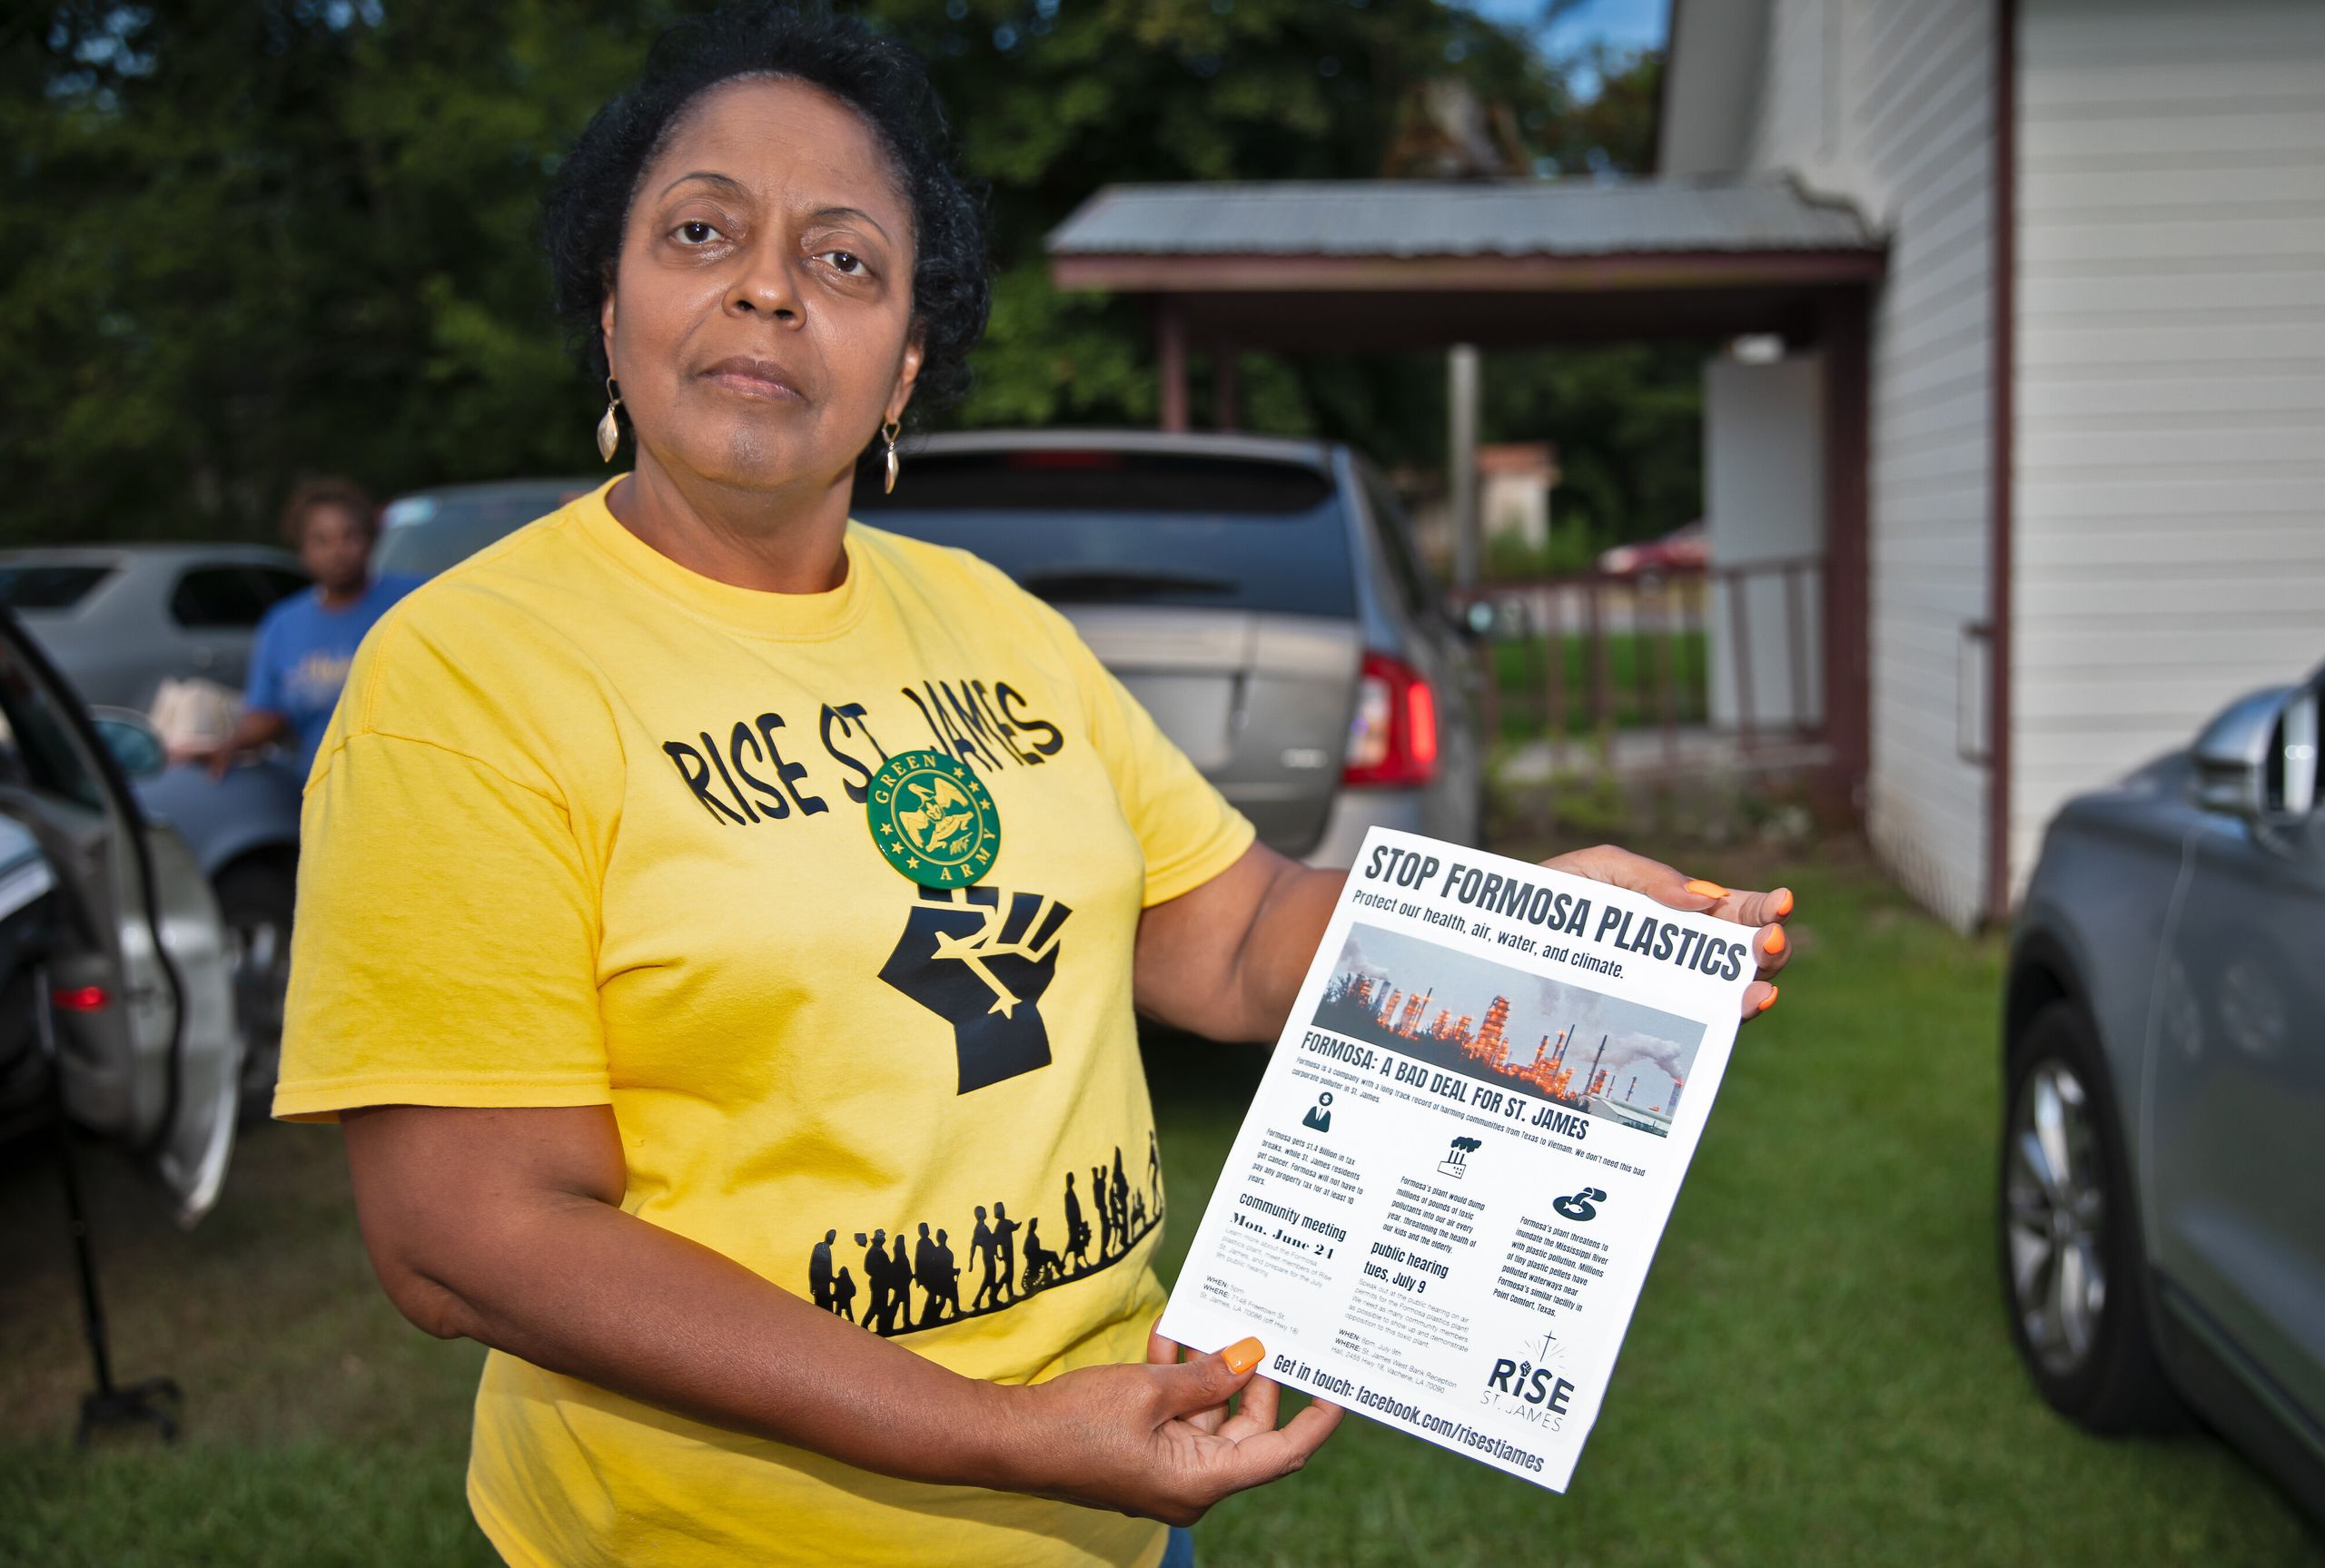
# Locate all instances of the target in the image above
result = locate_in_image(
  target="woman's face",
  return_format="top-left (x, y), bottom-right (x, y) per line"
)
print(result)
top-left (603, 76), bottom-right (923, 498)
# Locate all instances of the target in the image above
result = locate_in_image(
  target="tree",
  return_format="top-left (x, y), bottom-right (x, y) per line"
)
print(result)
top-left (2, 3), bottom-right (1692, 548)
top-left (1481, 45), bottom-right (1705, 558)
top-left (3, 2), bottom-right (689, 544)
top-left (880, 0), bottom-right (1551, 446)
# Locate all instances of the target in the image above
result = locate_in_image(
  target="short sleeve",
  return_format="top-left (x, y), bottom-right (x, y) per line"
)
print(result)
top-left (272, 656), bottom-right (609, 1123)
top-left (243, 610), bottom-right (286, 715)
top-left (1067, 636), bottom-right (1258, 909)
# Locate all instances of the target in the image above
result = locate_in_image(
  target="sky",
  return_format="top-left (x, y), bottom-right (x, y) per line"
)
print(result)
top-left (1466, 0), bottom-right (1670, 69)
top-left (1330, 921), bottom-right (1706, 1101)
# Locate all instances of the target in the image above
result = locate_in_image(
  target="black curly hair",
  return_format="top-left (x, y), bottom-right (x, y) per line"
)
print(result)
top-left (542, 4), bottom-right (989, 427)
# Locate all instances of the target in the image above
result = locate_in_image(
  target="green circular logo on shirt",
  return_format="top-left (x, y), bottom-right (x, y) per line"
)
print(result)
top-left (866, 750), bottom-right (999, 888)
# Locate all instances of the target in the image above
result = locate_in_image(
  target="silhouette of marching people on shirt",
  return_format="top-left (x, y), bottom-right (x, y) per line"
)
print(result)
top-left (969, 1205), bottom-right (999, 1311)
top-left (1110, 1152), bottom-right (1130, 1258)
top-left (1063, 1172), bottom-right (1091, 1271)
top-left (816, 1143), bottom-right (1163, 1338)
top-left (914, 1222), bottom-right (961, 1328)
top-left (810, 1228), bottom-right (836, 1312)
top-left (861, 1228), bottom-right (890, 1330)
top-left (990, 1202), bottom-right (1021, 1306)
top-left (1021, 1218), bottom-right (1064, 1290)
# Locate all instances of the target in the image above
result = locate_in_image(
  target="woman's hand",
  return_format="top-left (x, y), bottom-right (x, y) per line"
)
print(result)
top-left (164, 735), bottom-right (232, 778)
top-left (999, 1329), bottom-right (1343, 1525)
top-left (1538, 844), bottom-right (1794, 1018)
top-left (167, 708), bottom-right (291, 780)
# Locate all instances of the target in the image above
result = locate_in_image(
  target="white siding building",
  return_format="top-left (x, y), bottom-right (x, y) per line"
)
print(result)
top-left (1665, 0), bottom-right (2325, 928)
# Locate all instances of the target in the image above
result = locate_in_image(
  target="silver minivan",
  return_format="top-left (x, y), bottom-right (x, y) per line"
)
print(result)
top-left (856, 430), bottom-right (1482, 862)
top-left (0, 544), bottom-right (310, 711)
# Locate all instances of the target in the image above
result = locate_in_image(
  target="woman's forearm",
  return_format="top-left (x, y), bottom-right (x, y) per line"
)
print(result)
top-left (1133, 849), bottom-right (1344, 1042)
top-left (1226, 861), bottom-right (1347, 1037)
top-left (344, 1109), bottom-right (1040, 1494)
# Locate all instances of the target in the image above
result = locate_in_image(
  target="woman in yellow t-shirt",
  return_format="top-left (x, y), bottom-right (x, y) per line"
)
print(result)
top-left (276, 10), bottom-right (1794, 1567)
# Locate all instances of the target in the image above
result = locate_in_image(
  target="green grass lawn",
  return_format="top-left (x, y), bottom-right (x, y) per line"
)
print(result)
top-left (3, 840), bottom-right (2319, 1565)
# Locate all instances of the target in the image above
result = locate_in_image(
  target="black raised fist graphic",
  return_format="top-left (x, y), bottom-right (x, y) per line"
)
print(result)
top-left (879, 887), bottom-right (1073, 1094)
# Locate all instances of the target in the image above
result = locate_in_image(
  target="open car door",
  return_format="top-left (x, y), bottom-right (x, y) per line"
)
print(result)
top-left (0, 611), bottom-right (239, 1223)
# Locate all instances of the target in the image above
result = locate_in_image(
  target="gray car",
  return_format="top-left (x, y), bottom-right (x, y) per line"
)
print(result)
top-left (2003, 662), bottom-right (2323, 1514)
top-left (375, 478), bottom-right (600, 580)
top-left (131, 757), bottom-right (303, 1104)
top-left (0, 546), bottom-right (317, 1108)
top-left (0, 545), bottom-right (310, 711)
top-left (381, 436), bottom-right (1483, 862)
top-left (0, 609), bottom-right (241, 1224)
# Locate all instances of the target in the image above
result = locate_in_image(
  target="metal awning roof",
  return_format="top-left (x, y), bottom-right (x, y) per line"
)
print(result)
top-left (1048, 178), bottom-right (1876, 261)
top-left (1044, 177), bottom-right (1882, 350)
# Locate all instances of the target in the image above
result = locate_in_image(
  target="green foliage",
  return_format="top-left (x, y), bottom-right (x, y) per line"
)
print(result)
top-left (881, 0), bottom-right (1552, 452)
top-left (1485, 340), bottom-right (1707, 553)
top-left (2, 3), bottom-right (1695, 547)
top-left (1542, 36), bottom-right (1660, 176)
top-left (1483, 46), bottom-right (1703, 551)
top-left (4, 2), bottom-right (697, 545)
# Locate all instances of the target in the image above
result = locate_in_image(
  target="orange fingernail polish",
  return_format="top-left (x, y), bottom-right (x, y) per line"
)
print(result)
top-left (1224, 1336), bottom-right (1264, 1376)
top-left (1774, 889), bottom-right (1795, 917)
top-left (1758, 987), bottom-right (1778, 1012)
top-left (1685, 879), bottom-right (1728, 898)
top-left (1764, 925), bottom-right (1786, 956)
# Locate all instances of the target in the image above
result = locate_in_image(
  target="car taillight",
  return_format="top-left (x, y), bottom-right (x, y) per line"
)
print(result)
top-left (51, 985), bottom-right (108, 1011)
top-left (1343, 652), bottom-right (1440, 788)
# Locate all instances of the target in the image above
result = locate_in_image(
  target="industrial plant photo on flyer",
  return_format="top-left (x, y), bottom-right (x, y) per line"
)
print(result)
top-left (1161, 827), bottom-right (1755, 1494)
top-left (1311, 924), bottom-right (1707, 1139)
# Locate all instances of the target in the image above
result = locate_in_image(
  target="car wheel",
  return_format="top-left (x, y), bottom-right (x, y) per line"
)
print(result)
top-left (216, 860), bottom-right (294, 1109)
top-left (1999, 1001), bottom-right (2181, 1432)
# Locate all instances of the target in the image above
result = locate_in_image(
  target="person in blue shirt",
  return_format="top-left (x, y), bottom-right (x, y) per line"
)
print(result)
top-left (177, 477), bottom-right (420, 778)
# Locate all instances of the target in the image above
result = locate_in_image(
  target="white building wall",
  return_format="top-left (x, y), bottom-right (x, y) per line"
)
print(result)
top-left (2013, 0), bottom-right (2325, 890)
top-left (1705, 355), bottom-right (1827, 730)
top-left (1745, 0), bottom-right (2000, 930)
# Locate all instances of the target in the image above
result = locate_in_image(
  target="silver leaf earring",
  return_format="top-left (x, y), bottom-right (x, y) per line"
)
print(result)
top-left (883, 419), bottom-right (901, 495)
top-left (596, 377), bottom-right (622, 464)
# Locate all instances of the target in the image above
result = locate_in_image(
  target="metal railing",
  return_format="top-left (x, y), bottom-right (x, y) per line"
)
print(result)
top-left (1450, 556), bottom-right (1827, 784)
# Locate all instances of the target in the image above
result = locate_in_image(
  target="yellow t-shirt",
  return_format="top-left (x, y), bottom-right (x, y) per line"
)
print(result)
top-left (274, 478), bottom-right (1254, 1568)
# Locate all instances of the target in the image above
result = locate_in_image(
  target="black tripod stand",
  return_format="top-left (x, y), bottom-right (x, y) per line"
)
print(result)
top-left (35, 962), bottom-right (182, 1445)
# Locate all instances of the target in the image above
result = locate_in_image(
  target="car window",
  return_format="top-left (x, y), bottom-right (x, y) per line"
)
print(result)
top-left (0, 563), bottom-right (117, 611)
top-left (854, 450), bottom-right (1356, 617)
top-left (0, 634), bottom-right (109, 813)
top-left (1358, 464), bottom-right (1435, 623)
top-left (2265, 682), bottom-right (2320, 817)
top-left (243, 566), bottom-right (310, 608)
top-left (169, 566), bottom-right (272, 630)
top-left (376, 486), bottom-right (589, 580)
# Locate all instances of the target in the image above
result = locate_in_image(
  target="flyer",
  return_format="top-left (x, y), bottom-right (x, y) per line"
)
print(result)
top-left (1158, 826), bottom-right (1756, 1492)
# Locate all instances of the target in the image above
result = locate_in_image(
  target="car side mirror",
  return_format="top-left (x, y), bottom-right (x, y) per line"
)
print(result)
top-left (1450, 598), bottom-right (1496, 643)
top-left (2192, 684), bottom-right (2320, 819)
top-left (90, 710), bottom-right (167, 780)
